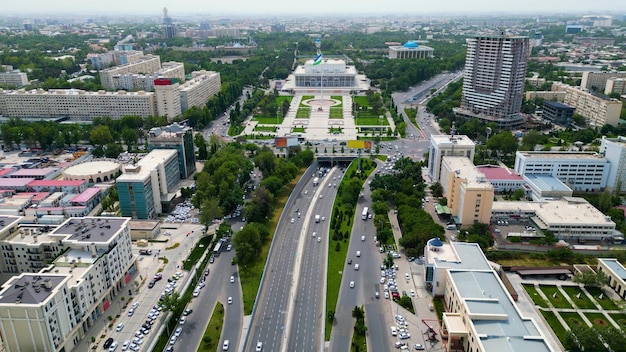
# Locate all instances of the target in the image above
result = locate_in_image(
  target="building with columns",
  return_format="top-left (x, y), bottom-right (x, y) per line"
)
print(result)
top-left (388, 41), bottom-right (435, 59)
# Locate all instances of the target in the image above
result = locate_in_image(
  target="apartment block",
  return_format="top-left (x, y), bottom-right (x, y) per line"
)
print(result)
top-left (0, 217), bottom-right (135, 352)
top-left (600, 136), bottom-right (626, 193)
top-left (99, 55), bottom-right (161, 90)
top-left (423, 240), bottom-right (555, 352)
top-left (514, 151), bottom-right (610, 191)
top-left (580, 71), bottom-right (626, 92)
top-left (455, 34), bottom-right (530, 128)
top-left (440, 157), bottom-right (494, 225)
top-left (154, 78), bottom-right (181, 121)
top-left (178, 70), bottom-right (221, 111)
top-left (428, 135), bottom-right (476, 182)
top-left (0, 66), bottom-right (28, 88)
top-left (605, 77), bottom-right (626, 96)
top-left (116, 149), bottom-right (180, 219)
top-left (107, 61), bottom-right (185, 92)
top-left (561, 85), bottom-right (622, 126)
top-left (0, 88), bottom-right (156, 120)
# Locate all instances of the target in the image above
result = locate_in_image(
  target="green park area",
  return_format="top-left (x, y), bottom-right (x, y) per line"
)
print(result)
top-left (253, 126), bottom-right (277, 132)
top-left (329, 107), bottom-right (343, 119)
top-left (296, 107), bottom-right (310, 118)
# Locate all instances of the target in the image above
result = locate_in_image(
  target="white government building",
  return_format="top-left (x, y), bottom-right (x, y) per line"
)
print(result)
top-left (281, 57), bottom-right (370, 94)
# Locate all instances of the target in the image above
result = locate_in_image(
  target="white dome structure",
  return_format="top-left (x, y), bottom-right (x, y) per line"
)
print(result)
top-left (63, 160), bottom-right (121, 183)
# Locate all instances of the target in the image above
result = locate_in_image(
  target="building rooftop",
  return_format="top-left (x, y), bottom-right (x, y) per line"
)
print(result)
top-left (544, 101), bottom-right (574, 109)
top-left (524, 174), bottom-right (572, 192)
top-left (450, 270), bottom-right (551, 352)
top-left (431, 134), bottom-right (475, 147)
top-left (70, 188), bottom-right (101, 204)
top-left (50, 216), bottom-right (129, 244)
top-left (493, 198), bottom-right (614, 227)
top-left (443, 157), bottom-right (493, 190)
top-left (9, 168), bottom-right (58, 178)
top-left (28, 179), bottom-right (86, 188)
top-left (0, 215), bottom-right (21, 235)
top-left (0, 178), bottom-right (35, 187)
top-left (476, 165), bottom-right (523, 181)
top-left (116, 149), bottom-right (178, 182)
top-left (0, 274), bottom-right (67, 305)
top-left (427, 240), bottom-right (492, 271)
top-left (517, 151), bottom-right (605, 160)
top-left (599, 258), bottom-right (626, 280)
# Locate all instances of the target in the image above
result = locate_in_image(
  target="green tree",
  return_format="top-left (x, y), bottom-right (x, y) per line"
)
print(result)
top-left (573, 270), bottom-right (609, 288)
top-left (90, 125), bottom-right (113, 147)
top-left (430, 182), bottom-right (443, 198)
top-left (159, 292), bottom-right (183, 312)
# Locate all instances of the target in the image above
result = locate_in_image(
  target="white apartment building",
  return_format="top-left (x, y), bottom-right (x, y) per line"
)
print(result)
top-left (423, 240), bottom-right (555, 352)
top-left (580, 71), bottom-right (626, 92)
top-left (0, 88), bottom-right (156, 120)
top-left (428, 135), bottom-right (475, 182)
top-left (600, 136), bottom-right (626, 193)
top-left (99, 55), bottom-right (161, 90)
top-left (154, 79), bottom-right (181, 121)
top-left (108, 61), bottom-right (185, 92)
top-left (491, 197), bottom-right (615, 241)
top-left (455, 34), bottom-right (530, 128)
top-left (0, 217), bottom-right (135, 352)
top-left (552, 82), bottom-right (623, 126)
top-left (514, 151), bottom-right (610, 191)
top-left (178, 70), bottom-right (221, 111)
top-left (0, 66), bottom-right (29, 88)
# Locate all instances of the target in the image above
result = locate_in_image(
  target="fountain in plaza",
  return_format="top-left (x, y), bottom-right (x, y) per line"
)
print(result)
top-left (306, 98), bottom-right (337, 111)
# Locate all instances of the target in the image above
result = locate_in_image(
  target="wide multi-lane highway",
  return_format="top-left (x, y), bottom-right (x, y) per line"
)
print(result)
top-left (287, 168), bottom-right (340, 352)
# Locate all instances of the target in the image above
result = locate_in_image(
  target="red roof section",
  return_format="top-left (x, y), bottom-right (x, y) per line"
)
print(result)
top-left (477, 166), bottom-right (523, 181)
top-left (0, 168), bottom-right (16, 177)
top-left (28, 180), bottom-right (86, 187)
top-left (71, 187), bottom-right (101, 203)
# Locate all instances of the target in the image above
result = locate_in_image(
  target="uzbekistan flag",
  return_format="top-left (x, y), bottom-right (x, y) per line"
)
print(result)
top-left (313, 53), bottom-right (322, 65)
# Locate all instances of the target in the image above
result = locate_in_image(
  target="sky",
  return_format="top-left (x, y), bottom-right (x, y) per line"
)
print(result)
top-left (4, 0), bottom-right (625, 16)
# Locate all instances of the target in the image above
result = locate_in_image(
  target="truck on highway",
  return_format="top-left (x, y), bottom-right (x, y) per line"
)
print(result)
top-left (313, 177), bottom-right (319, 186)
top-left (315, 214), bottom-right (320, 223)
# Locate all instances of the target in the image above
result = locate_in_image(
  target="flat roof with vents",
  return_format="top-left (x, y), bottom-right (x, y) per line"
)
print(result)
top-left (50, 216), bottom-right (129, 244)
top-left (0, 274), bottom-right (67, 305)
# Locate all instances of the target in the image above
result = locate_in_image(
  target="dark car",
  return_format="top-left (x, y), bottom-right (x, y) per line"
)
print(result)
top-left (209, 256), bottom-right (215, 264)
top-left (103, 337), bottom-right (114, 349)
top-left (347, 259), bottom-right (352, 265)
top-left (148, 280), bottom-right (155, 288)
top-left (183, 308), bottom-right (193, 316)
top-left (204, 269), bottom-right (209, 276)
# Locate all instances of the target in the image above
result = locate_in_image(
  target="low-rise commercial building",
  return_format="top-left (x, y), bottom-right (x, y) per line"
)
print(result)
top-left (523, 174), bottom-right (572, 201)
top-left (476, 165), bottom-right (525, 194)
top-left (423, 239), bottom-right (555, 352)
top-left (542, 101), bottom-right (575, 125)
top-left (597, 258), bottom-right (626, 300)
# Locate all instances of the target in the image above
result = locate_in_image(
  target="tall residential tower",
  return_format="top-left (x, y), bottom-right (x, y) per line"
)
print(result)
top-left (455, 33), bottom-right (530, 129)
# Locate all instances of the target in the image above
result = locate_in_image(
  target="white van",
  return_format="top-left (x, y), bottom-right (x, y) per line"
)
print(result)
top-left (356, 251), bottom-right (361, 257)
top-left (355, 264), bottom-right (360, 271)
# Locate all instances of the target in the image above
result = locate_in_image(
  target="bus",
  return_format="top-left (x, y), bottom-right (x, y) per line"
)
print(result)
top-left (213, 242), bottom-right (223, 257)
top-left (362, 207), bottom-right (369, 220)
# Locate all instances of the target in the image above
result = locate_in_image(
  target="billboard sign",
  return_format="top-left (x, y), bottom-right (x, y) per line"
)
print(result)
top-left (274, 136), bottom-right (299, 148)
top-left (347, 140), bottom-right (372, 149)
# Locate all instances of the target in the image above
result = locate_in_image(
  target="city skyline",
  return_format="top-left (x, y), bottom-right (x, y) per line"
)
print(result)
top-left (3, 0), bottom-right (624, 16)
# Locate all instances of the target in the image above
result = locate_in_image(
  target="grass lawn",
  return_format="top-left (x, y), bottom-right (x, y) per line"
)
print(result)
top-left (296, 107), bottom-right (310, 118)
top-left (275, 96), bottom-right (293, 106)
top-left (433, 298), bottom-right (445, 321)
top-left (353, 96), bottom-right (370, 107)
top-left (609, 313), bottom-right (626, 328)
top-left (254, 116), bottom-right (284, 124)
top-left (541, 311), bottom-right (568, 343)
top-left (292, 127), bottom-right (305, 133)
top-left (300, 96), bottom-right (314, 106)
top-left (183, 236), bottom-right (213, 271)
top-left (355, 117), bottom-right (389, 126)
top-left (245, 134), bottom-right (275, 140)
top-left (561, 286), bottom-right (596, 309)
top-left (540, 285), bottom-right (573, 309)
top-left (560, 311), bottom-right (586, 329)
top-left (228, 125), bottom-right (245, 136)
top-left (238, 169), bottom-right (305, 315)
top-left (253, 126), bottom-right (277, 132)
top-left (585, 312), bottom-right (611, 328)
top-left (197, 302), bottom-right (224, 352)
top-left (585, 286), bottom-right (620, 310)
top-left (329, 107), bottom-right (343, 119)
top-left (325, 159), bottom-right (375, 340)
top-left (522, 284), bottom-right (549, 308)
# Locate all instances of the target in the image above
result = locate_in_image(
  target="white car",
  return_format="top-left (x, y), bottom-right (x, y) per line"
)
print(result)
top-left (223, 340), bottom-right (230, 351)
top-left (228, 296), bottom-right (233, 304)
top-left (255, 341), bottom-right (263, 351)
top-left (410, 289), bottom-right (415, 297)
top-left (230, 275), bottom-right (235, 283)
top-left (174, 327), bottom-right (182, 338)
top-left (290, 218), bottom-right (295, 223)
top-left (131, 302), bottom-right (139, 309)
top-left (384, 291), bottom-right (390, 299)
top-left (361, 235), bottom-right (366, 241)
top-left (317, 237), bottom-right (321, 242)
top-left (193, 289), bottom-right (200, 297)
top-left (390, 326), bottom-right (398, 336)
top-left (349, 281), bottom-right (355, 288)
top-left (312, 231), bottom-right (316, 237)
top-left (121, 341), bottom-right (130, 351)
top-left (179, 316), bottom-right (186, 325)
top-left (116, 323), bottom-right (124, 332)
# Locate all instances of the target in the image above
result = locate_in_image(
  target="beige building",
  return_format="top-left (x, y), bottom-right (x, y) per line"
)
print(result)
top-left (524, 90), bottom-right (566, 102)
top-left (428, 135), bottom-right (475, 182)
top-left (440, 157), bottom-right (494, 225)
top-left (108, 61), bottom-right (185, 92)
top-left (597, 258), bottom-right (626, 300)
top-left (0, 66), bottom-right (28, 88)
top-left (0, 88), bottom-right (156, 120)
top-left (580, 71), bottom-right (626, 92)
top-left (0, 217), bottom-right (135, 352)
top-left (560, 84), bottom-right (622, 126)
top-left (154, 79), bottom-right (181, 121)
top-left (178, 70), bottom-right (221, 111)
top-left (99, 55), bottom-right (161, 90)
top-left (605, 77), bottom-right (626, 96)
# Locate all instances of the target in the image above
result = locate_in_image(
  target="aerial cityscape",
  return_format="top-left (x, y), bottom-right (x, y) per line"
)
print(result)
top-left (0, 4), bottom-right (625, 352)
